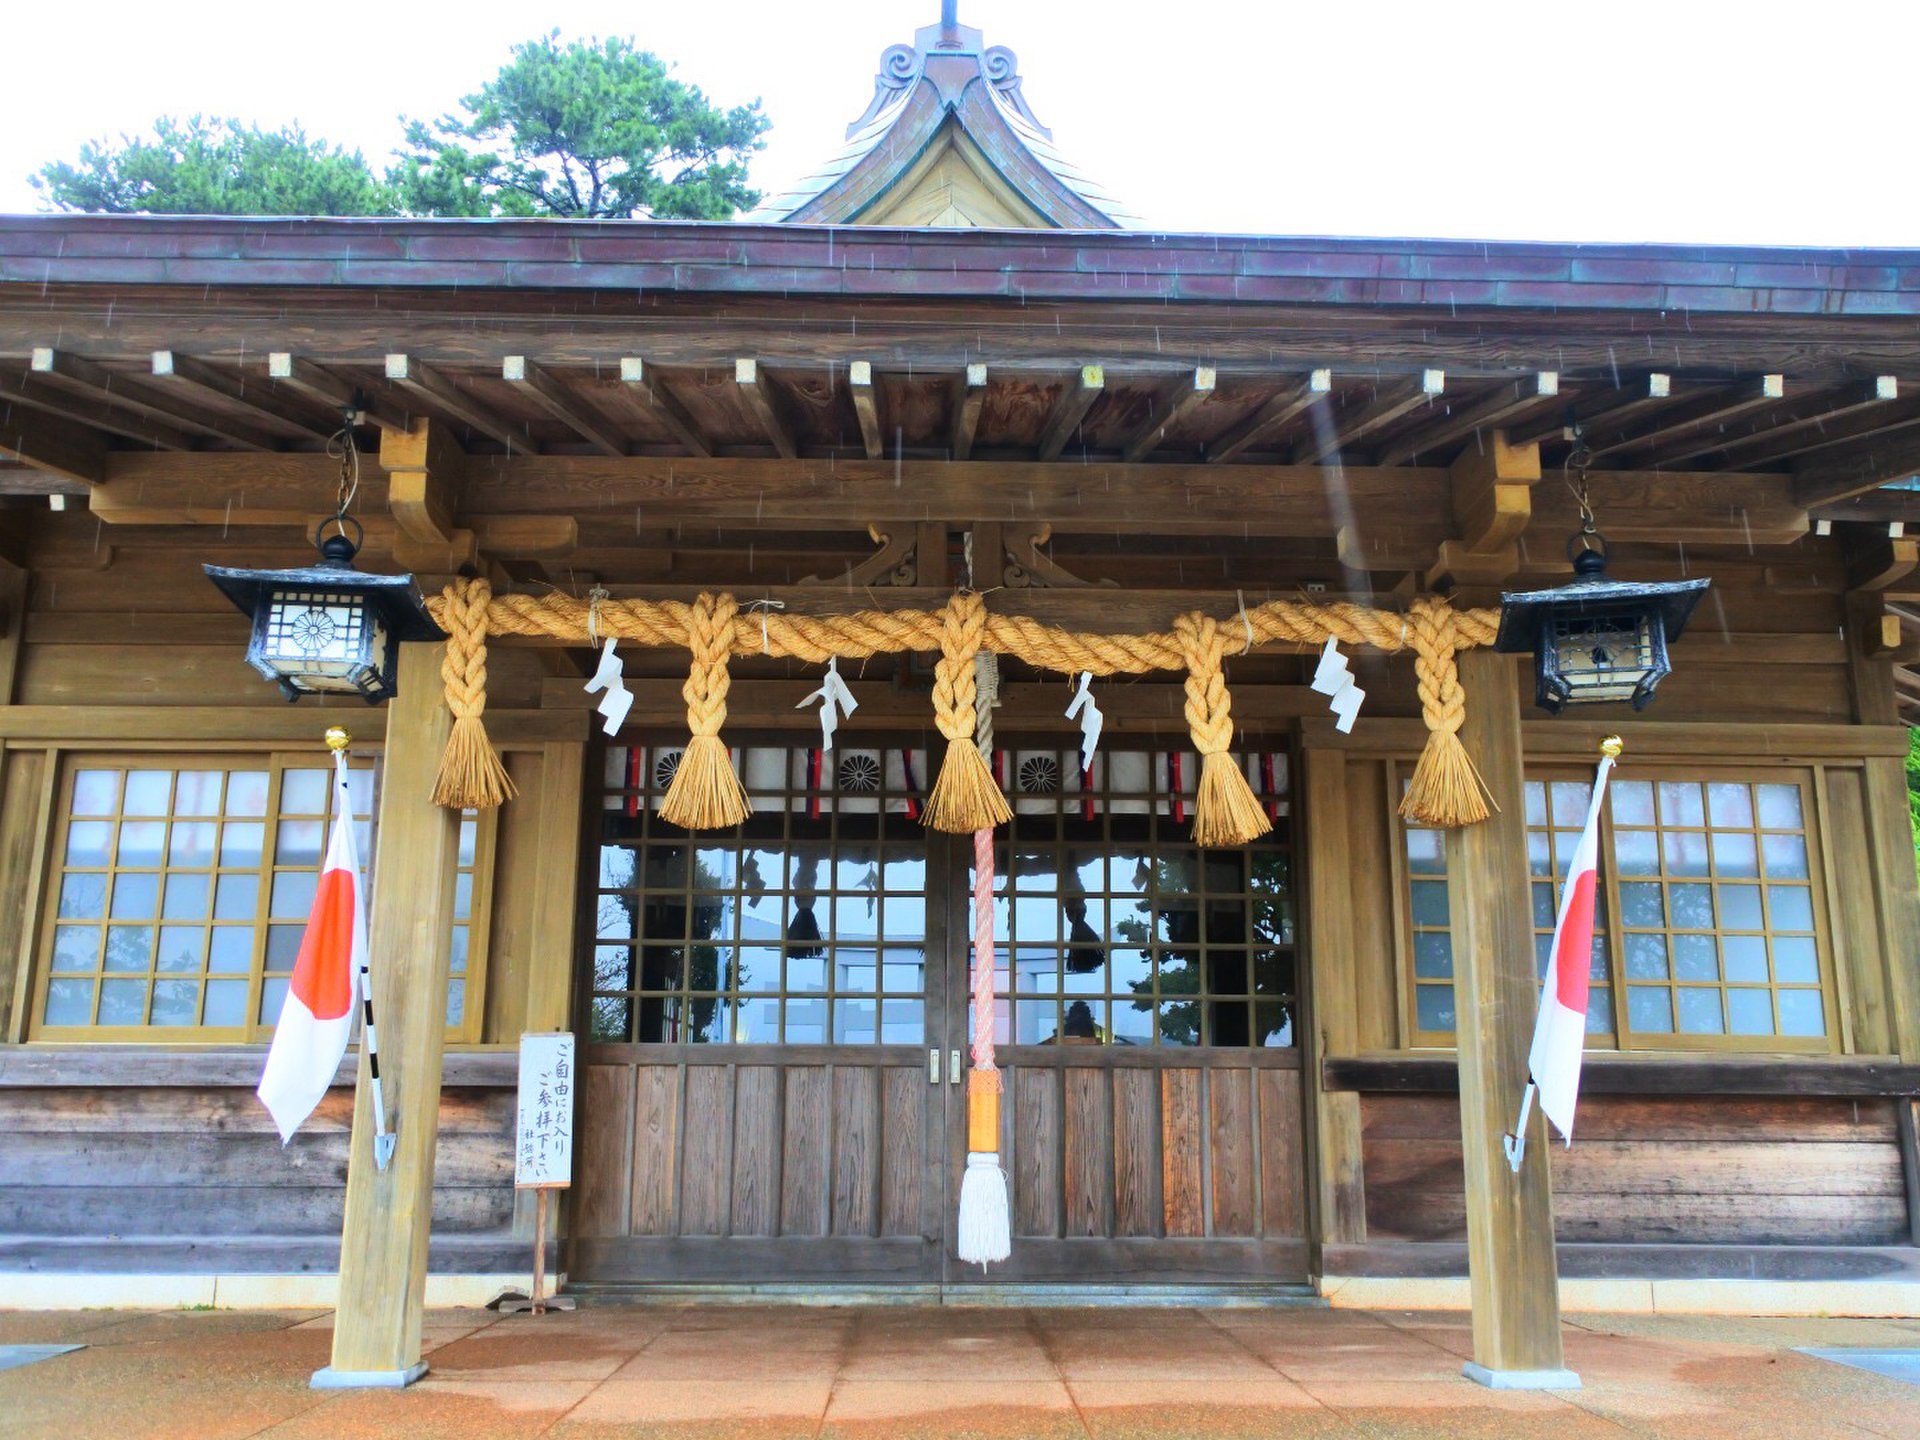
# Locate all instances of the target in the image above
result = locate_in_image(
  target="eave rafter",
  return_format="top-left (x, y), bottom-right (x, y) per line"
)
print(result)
top-left (613, 358), bottom-right (711, 458)
top-left (32, 347), bottom-right (279, 452)
top-left (502, 357), bottom-right (625, 457)
top-left (1293, 370), bottom-right (1444, 466)
top-left (1119, 367), bottom-right (1215, 462)
top-left (149, 350), bottom-right (335, 443)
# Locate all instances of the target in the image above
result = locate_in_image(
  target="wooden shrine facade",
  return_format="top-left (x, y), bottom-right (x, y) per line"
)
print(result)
top-left (2, 215), bottom-right (1920, 1354)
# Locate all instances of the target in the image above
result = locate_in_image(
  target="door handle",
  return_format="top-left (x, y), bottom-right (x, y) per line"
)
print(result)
top-left (948, 1049), bottom-right (962, 1085)
top-left (928, 1048), bottom-right (941, 1085)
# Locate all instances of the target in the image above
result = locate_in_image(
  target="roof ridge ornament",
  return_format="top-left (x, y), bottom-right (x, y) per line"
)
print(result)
top-left (846, 12), bottom-right (1050, 139)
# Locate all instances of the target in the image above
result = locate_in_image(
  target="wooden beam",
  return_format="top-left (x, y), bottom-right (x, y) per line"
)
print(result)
top-left (950, 363), bottom-right (988, 461)
top-left (1793, 431), bottom-right (1920, 509)
top-left (848, 360), bottom-right (884, 460)
top-left (0, 406), bottom-right (106, 485)
top-left (1207, 369), bottom-right (1331, 463)
top-left (385, 354), bottom-right (523, 452)
top-left (32, 347), bottom-right (279, 451)
top-left (1447, 649), bottom-right (1570, 1382)
top-left (378, 418), bottom-right (465, 545)
top-left (613, 359), bottom-right (709, 457)
top-left (1119, 366), bottom-right (1216, 462)
top-left (1653, 376), bottom-right (1898, 470)
top-left (734, 358), bottom-right (797, 460)
top-left (0, 369), bottom-right (197, 452)
top-left (268, 353), bottom-right (411, 434)
top-left (324, 643), bottom-right (459, 1386)
top-left (1807, 488), bottom-right (1920, 527)
top-left (1292, 370), bottom-right (1444, 465)
top-left (149, 350), bottom-right (333, 441)
top-left (502, 357), bottom-right (624, 458)
top-left (1508, 372), bottom-right (1671, 447)
top-left (1376, 373), bottom-right (1557, 467)
top-left (1036, 365), bottom-right (1105, 461)
top-left (1589, 374), bottom-right (1787, 461)
top-left (0, 465), bottom-right (88, 497)
top-left (86, 450), bottom-right (1809, 545)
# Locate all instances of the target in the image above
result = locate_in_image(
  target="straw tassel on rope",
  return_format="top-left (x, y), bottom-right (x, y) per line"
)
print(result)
top-left (1400, 595), bottom-right (1491, 828)
top-left (1175, 612), bottom-right (1271, 848)
top-left (658, 592), bottom-right (752, 830)
top-left (923, 592), bottom-right (1012, 834)
top-left (432, 578), bottom-right (516, 810)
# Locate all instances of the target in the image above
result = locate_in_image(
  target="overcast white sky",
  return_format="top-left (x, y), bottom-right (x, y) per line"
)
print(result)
top-left (2, 0), bottom-right (1916, 246)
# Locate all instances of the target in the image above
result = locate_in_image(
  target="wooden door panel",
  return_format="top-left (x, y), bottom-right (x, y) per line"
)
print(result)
top-left (1063, 1068), bottom-right (1111, 1237)
top-left (1013, 1067), bottom-right (1062, 1238)
top-left (1161, 1069), bottom-right (1205, 1238)
top-left (878, 1063), bottom-right (928, 1238)
top-left (953, 1051), bottom-right (1310, 1285)
top-left (730, 1065), bottom-right (781, 1236)
top-left (1112, 1068), bottom-right (1158, 1237)
top-left (630, 1065), bottom-right (679, 1234)
top-left (1258, 1069), bottom-right (1308, 1237)
top-left (829, 1065), bottom-right (877, 1237)
top-left (679, 1064), bottom-right (732, 1236)
top-left (575, 1063), bottom-right (634, 1239)
top-left (572, 1048), bottom-right (943, 1283)
top-left (1209, 1068), bottom-right (1256, 1235)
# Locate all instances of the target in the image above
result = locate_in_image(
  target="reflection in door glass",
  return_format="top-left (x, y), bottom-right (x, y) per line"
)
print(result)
top-left (978, 746), bottom-right (1294, 1048)
top-left (592, 744), bottom-right (932, 1044)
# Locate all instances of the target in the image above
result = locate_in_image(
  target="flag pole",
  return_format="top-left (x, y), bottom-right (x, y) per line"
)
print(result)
top-left (327, 726), bottom-right (395, 1172)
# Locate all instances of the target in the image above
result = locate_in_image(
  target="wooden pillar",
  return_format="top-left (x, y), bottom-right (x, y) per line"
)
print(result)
top-left (1445, 650), bottom-right (1574, 1387)
top-left (1302, 747), bottom-right (1367, 1250)
top-left (317, 641), bottom-right (460, 1388)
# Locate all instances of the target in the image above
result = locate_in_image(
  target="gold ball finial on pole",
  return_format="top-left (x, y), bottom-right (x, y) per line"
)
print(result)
top-left (1599, 733), bottom-right (1624, 760)
top-left (324, 726), bottom-right (352, 754)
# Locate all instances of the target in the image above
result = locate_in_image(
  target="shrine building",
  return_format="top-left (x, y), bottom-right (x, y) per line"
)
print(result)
top-left (1, 5), bottom-right (1918, 1389)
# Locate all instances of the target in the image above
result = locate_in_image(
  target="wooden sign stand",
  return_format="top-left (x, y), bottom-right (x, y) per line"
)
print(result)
top-left (497, 1031), bottom-right (578, 1316)
top-left (496, 1185), bottom-right (574, 1315)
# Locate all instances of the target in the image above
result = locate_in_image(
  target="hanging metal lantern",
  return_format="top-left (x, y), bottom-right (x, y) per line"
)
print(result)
top-left (1494, 534), bottom-right (1709, 713)
top-left (204, 516), bottom-right (444, 704)
top-left (1493, 432), bottom-right (1709, 714)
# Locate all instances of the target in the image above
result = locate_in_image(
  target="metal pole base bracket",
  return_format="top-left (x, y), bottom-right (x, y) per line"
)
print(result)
top-left (1462, 1361), bottom-right (1582, 1390)
top-left (310, 1361), bottom-right (429, 1389)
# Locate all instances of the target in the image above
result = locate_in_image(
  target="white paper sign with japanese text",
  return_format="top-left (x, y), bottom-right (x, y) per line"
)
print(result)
top-left (513, 1031), bottom-right (576, 1189)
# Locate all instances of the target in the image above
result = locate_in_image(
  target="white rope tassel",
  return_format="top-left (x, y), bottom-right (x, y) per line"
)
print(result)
top-left (958, 1152), bottom-right (1011, 1266)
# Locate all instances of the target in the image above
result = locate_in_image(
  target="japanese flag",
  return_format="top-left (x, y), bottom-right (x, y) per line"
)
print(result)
top-left (256, 754), bottom-right (362, 1143)
top-left (1526, 752), bottom-right (1615, 1144)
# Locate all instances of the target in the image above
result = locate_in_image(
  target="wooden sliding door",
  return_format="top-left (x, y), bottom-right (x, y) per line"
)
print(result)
top-left (570, 740), bottom-right (950, 1284)
top-left (944, 744), bottom-right (1311, 1285)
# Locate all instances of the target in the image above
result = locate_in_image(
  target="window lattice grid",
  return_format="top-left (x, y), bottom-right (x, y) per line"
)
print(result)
top-left (1607, 776), bottom-right (1825, 1042)
top-left (1399, 764), bottom-right (1833, 1053)
top-left (590, 743), bottom-right (933, 1046)
top-left (36, 757), bottom-right (486, 1041)
top-left (982, 746), bottom-right (1295, 1050)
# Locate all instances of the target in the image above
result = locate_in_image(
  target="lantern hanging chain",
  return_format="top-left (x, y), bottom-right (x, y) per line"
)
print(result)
top-left (326, 405), bottom-right (361, 524)
top-left (1564, 424), bottom-right (1597, 536)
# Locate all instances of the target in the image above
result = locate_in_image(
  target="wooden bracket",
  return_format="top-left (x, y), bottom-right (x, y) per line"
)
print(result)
top-left (800, 521), bottom-right (950, 587)
top-left (1449, 430), bottom-right (1540, 556)
top-left (379, 419), bottom-right (465, 546)
top-left (1841, 525), bottom-right (1920, 594)
top-left (970, 521), bottom-right (1114, 589)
